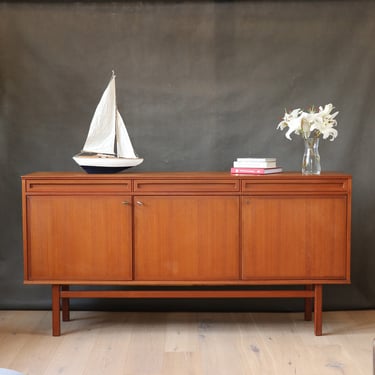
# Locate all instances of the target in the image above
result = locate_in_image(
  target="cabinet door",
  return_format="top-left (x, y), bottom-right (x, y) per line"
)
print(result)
top-left (134, 196), bottom-right (239, 281)
top-left (242, 196), bottom-right (348, 281)
top-left (26, 195), bottom-right (132, 281)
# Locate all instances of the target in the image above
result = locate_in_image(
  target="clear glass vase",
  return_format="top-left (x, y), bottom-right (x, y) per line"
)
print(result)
top-left (302, 137), bottom-right (321, 175)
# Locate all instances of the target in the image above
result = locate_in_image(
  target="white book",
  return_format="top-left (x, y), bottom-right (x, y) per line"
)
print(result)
top-left (233, 161), bottom-right (277, 168)
top-left (236, 157), bottom-right (276, 162)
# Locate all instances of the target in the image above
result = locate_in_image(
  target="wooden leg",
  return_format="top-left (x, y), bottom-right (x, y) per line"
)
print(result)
top-left (304, 285), bottom-right (313, 321)
top-left (61, 285), bottom-right (70, 322)
top-left (52, 285), bottom-right (61, 336)
top-left (314, 284), bottom-right (323, 336)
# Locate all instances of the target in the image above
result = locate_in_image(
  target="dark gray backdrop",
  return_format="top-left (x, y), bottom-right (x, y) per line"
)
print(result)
top-left (1, 1), bottom-right (374, 312)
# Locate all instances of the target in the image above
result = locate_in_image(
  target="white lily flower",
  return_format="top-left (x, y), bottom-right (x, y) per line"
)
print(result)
top-left (277, 120), bottom-right (288, 130)
top-left (277, 104), bottom-right (338, 141)
top-left (284, 116), bottom-right (303, 140)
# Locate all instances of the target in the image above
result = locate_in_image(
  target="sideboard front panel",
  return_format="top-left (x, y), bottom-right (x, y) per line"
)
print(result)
top-left (22, 172), bottom-right (351, 285)
top-left (134, 195), bottom-right (240, 281)
top-left (26, 195), bottom-right (133, 281)
top-left (241, 196), bottom-right (348, 281)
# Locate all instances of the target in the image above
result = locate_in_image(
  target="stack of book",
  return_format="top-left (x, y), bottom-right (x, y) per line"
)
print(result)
top-left (230, 157), bottom-right (283, 175)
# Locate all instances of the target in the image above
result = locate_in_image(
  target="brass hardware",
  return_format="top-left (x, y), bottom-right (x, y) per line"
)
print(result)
top-left (136, 201), bottom-right (144, 206)
top-left (122, 201), bottom-right (130, 205)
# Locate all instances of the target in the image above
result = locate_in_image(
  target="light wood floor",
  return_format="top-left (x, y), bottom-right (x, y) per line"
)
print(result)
top-left (0, 310), bottom-right (374, 375)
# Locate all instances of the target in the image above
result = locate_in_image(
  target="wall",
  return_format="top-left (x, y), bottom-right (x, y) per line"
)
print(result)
top-left (1, 0), bottom-right (374, 311)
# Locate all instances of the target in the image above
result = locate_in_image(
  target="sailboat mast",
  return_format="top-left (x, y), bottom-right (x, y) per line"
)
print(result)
top-left (112, 71), bottom-right (119, 156)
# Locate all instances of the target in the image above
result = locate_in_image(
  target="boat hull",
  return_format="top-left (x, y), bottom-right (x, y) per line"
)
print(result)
top-left (73, 154), bottom-right (143, 174)
top-left (80, 165), bottom-right (132, 174)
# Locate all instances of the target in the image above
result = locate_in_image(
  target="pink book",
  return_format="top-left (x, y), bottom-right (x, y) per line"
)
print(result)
top-left (230, 167), bottom-right (283, 175)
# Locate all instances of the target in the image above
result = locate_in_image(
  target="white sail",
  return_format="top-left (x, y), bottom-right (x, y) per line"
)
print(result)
top-left (82, 74), bottom-right (117, 155)
top-left (116, 110), bottom-right (137, 158)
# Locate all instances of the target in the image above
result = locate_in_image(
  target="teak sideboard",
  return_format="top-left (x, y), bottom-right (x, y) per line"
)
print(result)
top-left (21, 172), bottom-right (352, 336)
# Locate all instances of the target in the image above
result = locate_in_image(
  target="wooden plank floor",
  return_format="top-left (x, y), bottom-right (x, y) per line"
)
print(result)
top-left (0, 310), bottom-right (374, 375)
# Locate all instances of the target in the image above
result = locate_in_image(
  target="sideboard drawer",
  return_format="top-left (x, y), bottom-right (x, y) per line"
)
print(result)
top-left (26, 179), bottom-right (131, 193)
top-left (134, 179), bottom-right (240, 193)
top-left (242, 179), bottom-right (349, 194)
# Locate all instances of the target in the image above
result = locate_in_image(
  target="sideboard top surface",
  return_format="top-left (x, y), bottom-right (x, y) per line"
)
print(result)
top-left (22, 171), bottom-right (352, 180)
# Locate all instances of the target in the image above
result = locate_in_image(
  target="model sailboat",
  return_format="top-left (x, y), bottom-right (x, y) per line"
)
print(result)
top-left (73, 72), bottom-right (143, 173)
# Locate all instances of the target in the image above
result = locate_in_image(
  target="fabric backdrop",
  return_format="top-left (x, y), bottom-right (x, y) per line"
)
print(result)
top-left (0, 0), bottom-right (374, 311)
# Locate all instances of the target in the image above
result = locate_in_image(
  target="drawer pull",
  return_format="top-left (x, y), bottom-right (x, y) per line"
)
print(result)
top-left (136, 201), bottom-right (144, 206)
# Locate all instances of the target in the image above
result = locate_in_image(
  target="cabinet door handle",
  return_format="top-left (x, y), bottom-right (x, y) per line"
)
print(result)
top-left (136, 201), bottom-right (144, 206)
top-left (122, 201), bottom-right (130, 206)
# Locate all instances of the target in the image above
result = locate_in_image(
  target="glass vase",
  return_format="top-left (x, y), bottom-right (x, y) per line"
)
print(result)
top-left (302, 137), bottom-right (321, 175)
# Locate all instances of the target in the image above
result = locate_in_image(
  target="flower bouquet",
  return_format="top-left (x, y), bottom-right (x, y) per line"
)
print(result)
top-left (277, 104), bottom-right (339, 174)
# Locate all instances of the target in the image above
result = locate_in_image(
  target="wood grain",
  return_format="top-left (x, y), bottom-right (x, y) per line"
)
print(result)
top-left (241, 196), bottom-right (348, 281)
top-left (134, 195), bottom-right (240, 280)
top-left (26, 195), bottom-right (132, 281)
top-left (0, 310), bottom-right (373, 375)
